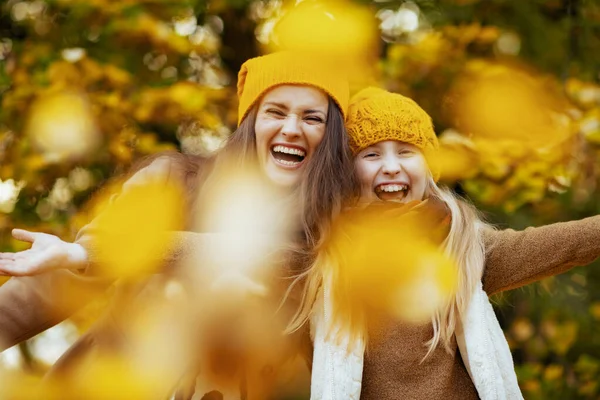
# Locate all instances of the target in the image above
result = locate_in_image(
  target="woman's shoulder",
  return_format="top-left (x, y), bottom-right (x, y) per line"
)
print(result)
top-left (125, 151), bottom-right (208, 188)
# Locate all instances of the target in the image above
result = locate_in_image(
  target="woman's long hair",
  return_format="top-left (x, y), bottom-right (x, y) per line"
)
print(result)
top-left (300, 98), bottom-right (359, 248)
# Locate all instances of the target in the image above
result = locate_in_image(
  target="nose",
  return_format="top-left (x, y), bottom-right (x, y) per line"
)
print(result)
top-left (382, 154), bottom-right (401, 176)
top-left (281, 115), bottom-right (301, 139)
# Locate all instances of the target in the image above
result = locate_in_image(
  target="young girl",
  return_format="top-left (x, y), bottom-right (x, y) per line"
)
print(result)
top-left (294, 87), bottom-right (600, 400)
top-left (0, 51), bottom-right (356, 399)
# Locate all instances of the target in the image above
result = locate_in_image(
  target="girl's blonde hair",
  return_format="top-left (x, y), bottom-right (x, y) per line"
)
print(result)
top-left (423, 177), bottom-right (489, 358)
top-left (285, 174), bottom-right (493, 359)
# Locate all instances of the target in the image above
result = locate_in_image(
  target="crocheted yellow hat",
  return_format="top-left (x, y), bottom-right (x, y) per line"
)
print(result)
top-left (346, 87), bottom-right (440, 179)
top-left (237, 51), bottom-right (349, 125)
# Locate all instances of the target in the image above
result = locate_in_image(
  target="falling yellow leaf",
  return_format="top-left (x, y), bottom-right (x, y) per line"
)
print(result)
top-left (89, 178), bottom-right (185, 278)
top-left (325, 201), bottom-right (458, 327)
top-left (450, 63), bottom-right (572, 148)
top-left (57, 354), bottom-right (175, 400)
top-left (437, 130), bottom-right (480, 182)
top-left (191, 164), bottom-right (296, 285)
top-left (271, 0), bottom-right (379, 86)
top-left (24, 91), bottom-right (101, 163)
top-left (273, 0), bottom-right (376, 54)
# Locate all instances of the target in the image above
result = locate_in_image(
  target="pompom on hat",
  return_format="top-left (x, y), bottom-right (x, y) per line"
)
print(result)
top-left (236, 51), bottom-right (350, 125)
top-left (346, 87), bottom-right (441, 180)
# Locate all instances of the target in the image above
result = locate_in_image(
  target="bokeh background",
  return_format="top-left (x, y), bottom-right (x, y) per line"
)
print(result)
top-left (1, 0), bottom-right (600, 398)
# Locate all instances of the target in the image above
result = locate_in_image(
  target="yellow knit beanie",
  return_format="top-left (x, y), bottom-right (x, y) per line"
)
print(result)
top-left (237, 51), bottom-right (349, 125)
top-left (346, 87), bottom-right (440, 179)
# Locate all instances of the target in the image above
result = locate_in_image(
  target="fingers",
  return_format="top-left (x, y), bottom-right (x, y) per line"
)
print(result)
top-left (0, 250), bottom-right (46, 276)
top-left (12, 229), bottom-right (37, 243)
top-left (0, 253), bottom-right (16, 261)
top-left (0, 256), bottom-right (42, 277)
top-left (0, 260), bottom-right (27, 276)
top-left (0, 250), bottom-right (33, 261)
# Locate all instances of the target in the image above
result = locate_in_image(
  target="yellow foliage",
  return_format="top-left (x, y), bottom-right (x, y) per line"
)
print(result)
top-left (443, 23), bottom-right (500, 46)
top-left (542, 364), bottom-right (563, 382)
top-left (589, 302), bottom-right (600, 320)
top-left (511, 317), bottom-right (535, 342)
top-left (522, 379), bottom-right (541, 394)
top-left (578, 109), bottom-right (600, 145)
top-left (565, 78), bottom-right (600, 110)
top-left (546, 320), bottom-right (578, 356)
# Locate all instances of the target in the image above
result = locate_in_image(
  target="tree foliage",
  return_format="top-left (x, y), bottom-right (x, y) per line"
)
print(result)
top-left (1, 0), bottom-right (600, 398)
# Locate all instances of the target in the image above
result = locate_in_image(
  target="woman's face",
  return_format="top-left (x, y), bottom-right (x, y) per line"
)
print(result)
top-left (354, 140), bottom-right (428, 203)
top-left (255, 85), bottom-right (329, 187)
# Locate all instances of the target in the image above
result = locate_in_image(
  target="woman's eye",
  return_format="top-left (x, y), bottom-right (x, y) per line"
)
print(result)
top-left (305, 116), bottom-right (324, 124)
top-left (266, 109), bottom-right (285, 117)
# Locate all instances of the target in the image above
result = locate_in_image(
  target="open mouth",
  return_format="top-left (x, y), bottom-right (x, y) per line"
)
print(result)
top-left (374, 183), bottom-right (410, 202)
top-left (270, 144), bottom-right (306, 167)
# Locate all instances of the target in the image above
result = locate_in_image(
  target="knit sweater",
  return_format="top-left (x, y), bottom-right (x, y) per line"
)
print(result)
top-left (359, 217), bottom-right (600, 400)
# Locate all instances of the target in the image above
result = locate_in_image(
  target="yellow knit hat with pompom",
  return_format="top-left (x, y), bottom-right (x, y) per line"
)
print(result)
top-left (237, 51), bottom-right (349, 125)
top-left (346, 87), bottom-right (440, 180)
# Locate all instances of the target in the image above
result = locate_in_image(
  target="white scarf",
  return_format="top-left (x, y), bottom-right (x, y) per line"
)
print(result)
top-left (310, 278), bottom-right (523, 400)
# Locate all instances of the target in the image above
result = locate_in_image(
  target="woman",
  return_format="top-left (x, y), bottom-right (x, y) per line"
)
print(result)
top-left (0, 51), bottom-right (356, 399)
top-left (291, 87), bottom-right (600, 400)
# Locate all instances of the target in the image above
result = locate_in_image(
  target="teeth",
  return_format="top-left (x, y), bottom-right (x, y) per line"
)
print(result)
top-left (376, 184), bottom-right (408, 193)
top-left (277, 159), bottom-right (300, 166)
top-left (273, 145), bottom-right (306, 157)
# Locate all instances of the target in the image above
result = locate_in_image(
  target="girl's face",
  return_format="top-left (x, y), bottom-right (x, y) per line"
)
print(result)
top-left (354, 140), bottom-right (428, 203)
top-left (255, 85), bottom-right (329, 187)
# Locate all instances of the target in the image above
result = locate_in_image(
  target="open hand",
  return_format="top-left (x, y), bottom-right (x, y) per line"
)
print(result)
top-left (0, 229), bottom-right (87, 276)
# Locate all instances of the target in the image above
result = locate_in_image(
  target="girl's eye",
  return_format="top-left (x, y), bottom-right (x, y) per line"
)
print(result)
top-left (363, 152), bottom-right (378, 158)
top-left (399, 149), bottom-right (415, 156)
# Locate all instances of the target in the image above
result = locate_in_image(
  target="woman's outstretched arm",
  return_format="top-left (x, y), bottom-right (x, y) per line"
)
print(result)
top-left (0, 155), bottom-right (193, 350)
top-left (0, 155), bottom-right (185, 277)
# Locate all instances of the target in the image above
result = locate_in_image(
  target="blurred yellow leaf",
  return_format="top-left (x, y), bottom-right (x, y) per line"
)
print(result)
top-left (272, 0), bottom-right (379, 86)
top-left (451, 63), bottom-right (572, 148)
top-left (326, 202), bottom-right (457, 325)
top-left (89, 178), bottom-right (185, 278)
top-left (437, 130), bottom-right (479, 182)
top-left (24, 91), bottom-right (101, 163)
